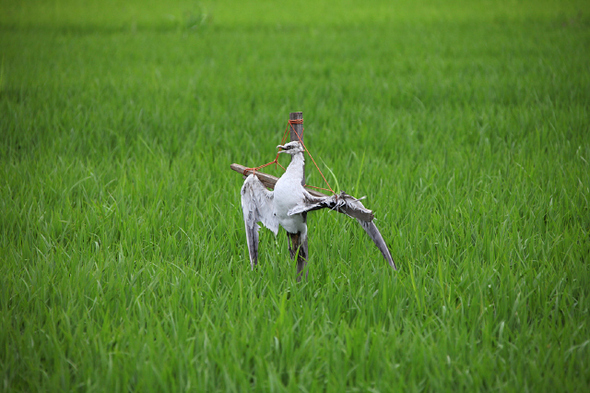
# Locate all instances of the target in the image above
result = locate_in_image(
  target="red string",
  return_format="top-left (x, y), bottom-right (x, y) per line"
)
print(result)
top-left (244, 155), bottom-right (285, 172)
top-left (288, 120), bottom-right (336, 195)
top-left (243, 120), bottom-right (290, 173)
top-left (244, 118), bottom-right (335, 196)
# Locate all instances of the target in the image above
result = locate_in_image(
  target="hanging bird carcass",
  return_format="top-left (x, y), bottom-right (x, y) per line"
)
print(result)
top-left (238, 141), bottom-right (397, 280)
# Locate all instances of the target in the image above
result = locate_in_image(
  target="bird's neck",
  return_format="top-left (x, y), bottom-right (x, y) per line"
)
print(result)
top-left (285, 152), bottom-right (305, 181)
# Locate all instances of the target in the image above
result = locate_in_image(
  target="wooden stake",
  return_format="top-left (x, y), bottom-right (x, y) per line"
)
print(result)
top-left (232, 113), bottom-right (394, 276)
top-left (288, 112), bottom-right (308, 281)
top-left (289, 111), bottom-right (305, 186)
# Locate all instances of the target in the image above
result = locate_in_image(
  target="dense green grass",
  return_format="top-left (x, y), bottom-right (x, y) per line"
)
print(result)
top-left (2, 0), bottom-right (590, 391)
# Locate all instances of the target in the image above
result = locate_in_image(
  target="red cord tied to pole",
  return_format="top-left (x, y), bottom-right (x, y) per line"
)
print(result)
top-left (244, 118), bottom-right (336, 196)
top-left (287, 119), bottom-right (336, 195)
top-left (242, 152), bottom-right (285, 174)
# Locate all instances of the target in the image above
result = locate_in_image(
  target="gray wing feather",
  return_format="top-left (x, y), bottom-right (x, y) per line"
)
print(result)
top-left (240, 174), bottom-right (279, 269)
top-left (288, 191), bottom-right (374, 221)
top-left (357, 219), bottom-right (397, 270)
top-left (288, 191), bottom-right (397, 270)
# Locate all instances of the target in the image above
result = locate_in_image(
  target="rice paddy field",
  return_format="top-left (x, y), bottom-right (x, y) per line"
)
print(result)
top-left (1, 0), bottom-right (590, 391)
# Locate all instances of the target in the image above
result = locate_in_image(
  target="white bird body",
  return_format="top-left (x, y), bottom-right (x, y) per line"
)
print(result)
top-left (240, 141), bottom-right (397, 279)
top-left (273, 152), bottom-right (308, 236)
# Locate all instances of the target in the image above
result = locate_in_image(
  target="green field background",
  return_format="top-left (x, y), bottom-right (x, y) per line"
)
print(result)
top-left (1, 0), bottom-right (590, 391)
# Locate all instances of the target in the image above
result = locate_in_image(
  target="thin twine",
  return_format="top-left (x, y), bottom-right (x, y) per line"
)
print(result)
top-left (244, 118), bottom-right (335, 195)
top-left (287, 120), bottom-right (335, 195)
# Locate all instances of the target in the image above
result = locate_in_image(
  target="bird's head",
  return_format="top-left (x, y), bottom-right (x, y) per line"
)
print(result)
top-left (277, 141), bottom-right (304, 155)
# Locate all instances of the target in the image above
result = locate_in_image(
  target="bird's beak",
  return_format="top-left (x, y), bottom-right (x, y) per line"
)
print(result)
top-left (277, 145), bottom-right (285, 153)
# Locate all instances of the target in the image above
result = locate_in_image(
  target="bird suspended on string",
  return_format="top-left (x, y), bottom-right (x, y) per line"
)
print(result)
top-left (240, 140), bottom-right (397, 281)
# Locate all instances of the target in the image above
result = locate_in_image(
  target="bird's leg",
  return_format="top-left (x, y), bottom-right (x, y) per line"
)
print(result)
top-left (288, 232), bottom-right (308, 282)
top-left (299, 238), bottom-right (309, 281)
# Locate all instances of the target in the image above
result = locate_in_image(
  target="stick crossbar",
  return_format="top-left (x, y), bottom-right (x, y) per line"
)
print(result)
top-left (230, 163), bottom-right (375, 222)
top-left (230, 163), bottom-right (327, 197)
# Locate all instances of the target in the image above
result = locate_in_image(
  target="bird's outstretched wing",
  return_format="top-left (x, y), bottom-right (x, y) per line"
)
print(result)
top-left (356, 219), bottom-right (397, 270)
top-left (241, 174), bottom-right (279, 269)
top-left (288, 191), bottom-right (397, 270)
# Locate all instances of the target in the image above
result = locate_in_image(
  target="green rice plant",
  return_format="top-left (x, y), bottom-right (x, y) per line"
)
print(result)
top-left (1, 0), bottom-right (589, 391)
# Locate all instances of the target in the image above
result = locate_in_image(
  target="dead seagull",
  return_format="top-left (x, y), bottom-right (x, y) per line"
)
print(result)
top-left (240, 140), bottom-right (397, 280)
